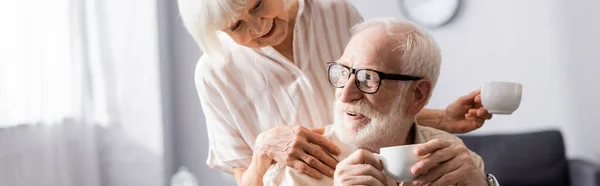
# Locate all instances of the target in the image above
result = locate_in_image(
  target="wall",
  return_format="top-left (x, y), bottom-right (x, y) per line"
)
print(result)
top-left (348, 0), bottom-right (600, 163)
top-left (1, 0), bottom-right (167, 185)
top-left (157, 0), bottom-right (238, 185)
top-left (100, 0), bottom-right (167, 185)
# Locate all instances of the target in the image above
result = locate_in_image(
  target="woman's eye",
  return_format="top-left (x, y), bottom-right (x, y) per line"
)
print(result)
top-left (252, 0), bottom-right (263, 11)
top-left (231, 21), bottom-right (242, 31)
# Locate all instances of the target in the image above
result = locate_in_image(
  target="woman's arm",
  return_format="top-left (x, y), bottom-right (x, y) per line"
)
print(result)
top-left (415, 108), bottom-right (447, 131)
top-left (416, 90), bottom-right (493, 134)
top-left (233, 152), bottom-right (272, 186)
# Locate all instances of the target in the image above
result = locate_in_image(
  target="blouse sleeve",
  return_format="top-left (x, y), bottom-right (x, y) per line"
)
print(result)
top-left (343, 0), bottom-right (364, 25)
top-left (194, 57), bottom-right (253, 174)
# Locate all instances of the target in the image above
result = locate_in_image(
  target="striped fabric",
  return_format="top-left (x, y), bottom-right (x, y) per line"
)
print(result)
top-left (194, 0), bottom-right (363, 174)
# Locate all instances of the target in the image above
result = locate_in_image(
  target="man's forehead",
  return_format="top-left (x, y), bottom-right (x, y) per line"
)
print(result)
top-left (339, 34), bottom-right (401, 71)
top-left (339, 44), bottom-right (375, 64)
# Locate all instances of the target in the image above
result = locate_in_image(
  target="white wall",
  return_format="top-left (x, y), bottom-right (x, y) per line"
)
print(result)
top-left (348, 0), bottom-right (600, 163)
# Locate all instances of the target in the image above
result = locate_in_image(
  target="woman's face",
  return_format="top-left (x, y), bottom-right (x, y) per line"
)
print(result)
top-left (222, 0), bottom-right (291, 48)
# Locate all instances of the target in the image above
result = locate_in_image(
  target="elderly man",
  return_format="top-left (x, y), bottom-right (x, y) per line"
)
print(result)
top-left (261, 18), bottom-right (496, 186)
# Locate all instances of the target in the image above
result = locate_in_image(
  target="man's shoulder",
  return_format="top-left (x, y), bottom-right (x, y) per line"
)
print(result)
top-left (416, 125), bottom-right (486, 170)
top-left (416, 125), bottom-right (464, 144)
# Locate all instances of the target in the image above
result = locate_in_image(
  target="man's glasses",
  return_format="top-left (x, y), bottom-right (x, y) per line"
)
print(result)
top-left (326, 62), bottom-right (422, 94)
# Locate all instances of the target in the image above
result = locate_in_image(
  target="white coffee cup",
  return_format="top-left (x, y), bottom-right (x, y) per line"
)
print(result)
top-left (480, 81), bottom-right (523, 114)
top-left (376, 144), bottom-right (423, 182)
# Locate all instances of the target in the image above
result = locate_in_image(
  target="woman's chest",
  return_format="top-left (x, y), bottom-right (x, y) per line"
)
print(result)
top-left (228, 60), bottom-right (335, 135)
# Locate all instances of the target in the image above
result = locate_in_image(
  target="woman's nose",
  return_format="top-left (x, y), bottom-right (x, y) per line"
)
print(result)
top-left (247, 17), bottom-right (266, 35)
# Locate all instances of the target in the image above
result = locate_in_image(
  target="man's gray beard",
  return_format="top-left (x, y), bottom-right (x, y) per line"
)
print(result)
top-left (333, 97), bottom-right (414, 151)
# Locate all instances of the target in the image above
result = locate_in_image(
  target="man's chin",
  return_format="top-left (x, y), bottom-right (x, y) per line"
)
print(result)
top-left (343, 126), bottom-right (363, 137)
top-left (340, 118), bottom-right (371, 133)
top-left (334, 122), bottom-right (378, 147)
top-left (344, 116), bottom-right (371, 128)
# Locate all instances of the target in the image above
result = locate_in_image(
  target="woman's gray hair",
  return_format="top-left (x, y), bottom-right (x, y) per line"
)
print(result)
top-left (178, 0), bottom-right (293, 60)
top-left (350, 18), bottom-right (442, 89)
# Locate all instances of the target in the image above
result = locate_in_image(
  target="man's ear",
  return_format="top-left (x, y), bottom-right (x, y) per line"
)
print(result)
top-left (407, 79), bottom-right (432, 115)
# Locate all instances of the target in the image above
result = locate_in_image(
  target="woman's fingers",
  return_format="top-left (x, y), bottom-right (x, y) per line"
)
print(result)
top-left (303, 142), bottom-right (339, 169)
top-left (261, 126), bottom-right (343, 178)
top-left (304, 128), bottom-right (341, 155)
top-left (457, 90), bottom-right (479, 105)
top-left (291, 159), bottom-right (322, 179)
top-left (273, 143), bottom-right (328, 178)
top-left (299, 151), bottom-right (335, 177)
top-left (473, 94), bottom-right (484, 108)
top-left (477, 108), bottom-right (493, 119)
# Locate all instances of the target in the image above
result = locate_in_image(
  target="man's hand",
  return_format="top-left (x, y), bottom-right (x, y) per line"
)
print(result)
top-left (445, 89), bottom-right (493, 133)
top-left (334, 149), bottom-right (387, 186)
top-left (410, 139), bottom-right (487, 186)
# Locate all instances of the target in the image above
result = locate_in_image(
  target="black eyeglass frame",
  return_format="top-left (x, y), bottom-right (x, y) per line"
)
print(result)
top-left (326, 62), bottom-right (422, 94)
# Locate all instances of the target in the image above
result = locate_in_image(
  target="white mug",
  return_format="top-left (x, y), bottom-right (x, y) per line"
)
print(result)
top-left (376, 144), bottom-right (423, 182)
top-left (480, 81), bottom-right (523, 114)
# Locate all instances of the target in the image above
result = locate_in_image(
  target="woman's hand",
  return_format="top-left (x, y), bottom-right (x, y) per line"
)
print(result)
top-left (255, 125), bottom-right (341, 178)
top-left (444, 89), bottom-right (493, 133)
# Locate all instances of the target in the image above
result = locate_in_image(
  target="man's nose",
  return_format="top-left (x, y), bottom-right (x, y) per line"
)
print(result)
top-left (337, 75), bottom-right (363, 103)
top-left (247, 17), bottom-right (266, 35)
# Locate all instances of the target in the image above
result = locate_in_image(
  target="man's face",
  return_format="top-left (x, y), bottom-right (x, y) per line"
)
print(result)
top-left (333, 26), bottom-right (415, 149)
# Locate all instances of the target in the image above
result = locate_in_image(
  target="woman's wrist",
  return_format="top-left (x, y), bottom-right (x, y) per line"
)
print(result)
top-left (254, 134), bottom-right (274, 167)
top-left (241, 149), bottom-right (273, 186)
top-left (252, 149), bottom-right (273, 169)
top-left (416, 109), bottom-right (447, 131)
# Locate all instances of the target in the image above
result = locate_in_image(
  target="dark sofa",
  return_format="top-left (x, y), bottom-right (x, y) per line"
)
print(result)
top-left (458, 130), bottom-right (600, 186)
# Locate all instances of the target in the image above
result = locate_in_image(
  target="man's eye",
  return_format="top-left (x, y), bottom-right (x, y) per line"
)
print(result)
top-left (363, 80), bottom-right (378, 88)
top-left (341, 70), bottom-right (348, 77)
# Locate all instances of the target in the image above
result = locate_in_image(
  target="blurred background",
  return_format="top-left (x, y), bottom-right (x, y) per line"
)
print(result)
top-left (1, 0), bottom-right (599, 185)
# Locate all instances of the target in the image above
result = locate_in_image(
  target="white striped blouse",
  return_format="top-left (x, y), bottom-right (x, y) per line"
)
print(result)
top-left (194, 0), bottom-right (363, 174)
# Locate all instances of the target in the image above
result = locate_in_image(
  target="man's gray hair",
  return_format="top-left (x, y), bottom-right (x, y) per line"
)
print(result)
top-left (350, 18), bottom-right (442, 89)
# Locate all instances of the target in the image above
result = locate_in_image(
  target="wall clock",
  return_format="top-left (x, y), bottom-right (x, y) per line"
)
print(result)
top-left (399, 0), bottom-right (461, 28)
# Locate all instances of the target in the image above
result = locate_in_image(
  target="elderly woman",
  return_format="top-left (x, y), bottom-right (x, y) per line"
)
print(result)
top-left (177, 0), bottom-right (493, 185)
